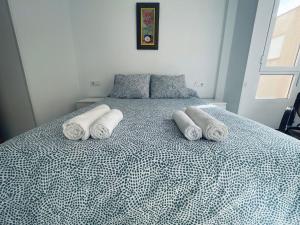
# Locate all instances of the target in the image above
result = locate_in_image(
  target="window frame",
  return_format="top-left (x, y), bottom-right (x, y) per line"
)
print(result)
top-left (260, 0), bottom-right (300, 73)
top-left (256, 0), bottom-right (300, 100)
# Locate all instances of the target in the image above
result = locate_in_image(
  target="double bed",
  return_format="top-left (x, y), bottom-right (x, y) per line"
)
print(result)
top-left (1, 97), bottom-right (300, 224)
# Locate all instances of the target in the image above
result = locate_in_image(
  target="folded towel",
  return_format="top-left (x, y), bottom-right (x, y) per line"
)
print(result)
top-left (172, 110), bottom-right (202, 141)
top-left (63, 104), bottom-right (110, 140)
top-left (90, 109), bottom-right (123, 139)
top-left (185, 106), bottom-right (228, 142)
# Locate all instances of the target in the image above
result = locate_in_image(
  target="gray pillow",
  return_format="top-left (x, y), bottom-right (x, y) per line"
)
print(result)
top-left (187, 88), bottom-right (199, 97)
top-left (150, 75), bottom-right (191, 98)
top-left (110, 74), bottom-right (150, 98)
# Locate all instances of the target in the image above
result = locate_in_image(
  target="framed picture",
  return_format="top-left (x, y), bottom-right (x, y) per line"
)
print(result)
top-left (136, 3), bottom-right (159, 50)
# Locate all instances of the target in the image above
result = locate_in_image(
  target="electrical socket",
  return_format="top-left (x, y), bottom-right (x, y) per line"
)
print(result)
top-left (193, 81), bottom-right (204, 88)
top-left (90, 81), bottom-right (101, 87)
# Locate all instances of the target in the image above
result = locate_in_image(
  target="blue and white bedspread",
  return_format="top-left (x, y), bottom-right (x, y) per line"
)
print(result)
top-left (1, 98), bottom-right (300, 224)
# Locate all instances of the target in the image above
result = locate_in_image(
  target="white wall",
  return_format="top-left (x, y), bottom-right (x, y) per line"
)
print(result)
top-left (8, 0), bottom-right (229, 124)
top-left (215, 0), bottom-right (239, 101)
top-left (8, 0), bottom-right (81, 125)
top-left (70, 0), bottom-right (227, 98)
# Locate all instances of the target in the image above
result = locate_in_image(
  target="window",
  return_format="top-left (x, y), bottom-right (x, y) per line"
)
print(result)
top-left (266, 0), bottom-right (300, 67)
top-left (267, 35), bottom-right (285, 60)
top-left (256, 74), bottom-right (293, 99)
top-left (256, 0), bottom-right (300, 99)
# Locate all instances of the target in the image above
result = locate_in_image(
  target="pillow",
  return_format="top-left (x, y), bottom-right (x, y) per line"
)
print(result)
top-left (150, 75), bottom-right (191, 98)
top-left (110, 74), bottom-right (150, 98)
top-left (187, 88), bottom-right (199, 97)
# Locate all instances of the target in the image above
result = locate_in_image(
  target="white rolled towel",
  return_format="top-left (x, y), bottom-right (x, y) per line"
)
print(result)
top-left (90, 109), bottom-right (123, 139)
top-left (63, 104), bottom-right (110, 140)
top-left (172, 110), bottom-right (202, 141)
top-left (185, 106), bottom-right (228, 142)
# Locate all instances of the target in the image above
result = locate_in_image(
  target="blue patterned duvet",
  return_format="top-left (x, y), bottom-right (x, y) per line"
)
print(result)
top-left (1, 98), bottom-right (300, 225)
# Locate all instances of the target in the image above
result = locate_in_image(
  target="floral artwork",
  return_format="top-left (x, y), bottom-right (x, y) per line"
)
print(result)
top-left (141, 8), bottom-right (155, 45)
top-left (137, 3), bottom-right (159, 50)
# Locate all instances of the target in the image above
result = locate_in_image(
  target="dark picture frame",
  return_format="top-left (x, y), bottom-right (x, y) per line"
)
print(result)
top-left (136, 3), bottom-right (159, 50)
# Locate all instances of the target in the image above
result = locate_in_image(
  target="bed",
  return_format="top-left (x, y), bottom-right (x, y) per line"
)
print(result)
top-left (0, 97), bottom-right (300, 224)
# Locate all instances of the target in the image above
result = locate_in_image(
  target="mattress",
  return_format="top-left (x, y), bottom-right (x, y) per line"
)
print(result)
top-left (0, 97), bottom-right (300, 224)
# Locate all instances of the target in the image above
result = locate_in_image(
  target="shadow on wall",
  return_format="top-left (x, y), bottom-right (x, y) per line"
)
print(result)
top-left (0, 109), bottom-right (10, 142)
top-left (0, 0), bottom-right (36, 140)
top-left (223, 0), bottom-right (259, 113)
top-left (0, 120), bottom-right (5, 143)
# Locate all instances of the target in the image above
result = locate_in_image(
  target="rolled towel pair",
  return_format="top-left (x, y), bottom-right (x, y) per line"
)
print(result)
top-left (90, 109), bottom-right (123, 139)
top-left (172, 111), bottom-right (202, 141)
top-left (63, 104), bottom-right (123, 140)
top-left (185, 106), bottom-right (228, 142)
top-left (63, 104), bottom-right (110, 140)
